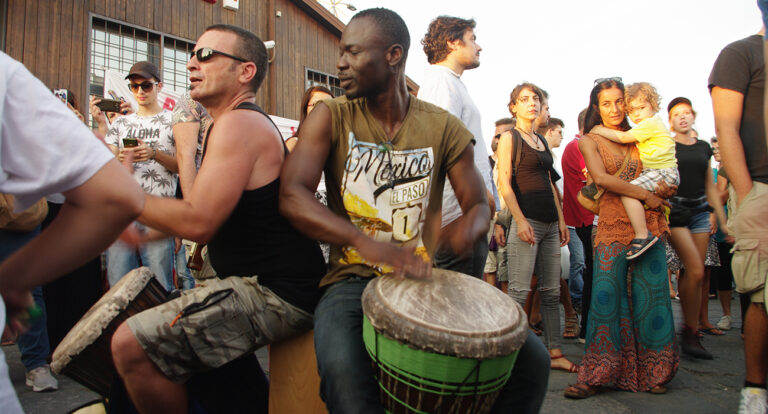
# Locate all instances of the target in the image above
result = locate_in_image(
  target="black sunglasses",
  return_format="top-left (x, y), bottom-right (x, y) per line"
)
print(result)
top-left (128, 82), bottom-right (158, 92)
top-left (191, 47), bottom-right (249, 63)
top-left (594, 76), bottom-right (623, 86)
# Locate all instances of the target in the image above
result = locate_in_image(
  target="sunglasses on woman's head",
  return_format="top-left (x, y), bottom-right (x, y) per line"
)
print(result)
top-left (191, 47), bottom-right (249, 63)
top-left (128, 82), bottom-right (158, 92)
top-left (593, 76), bottom-right (623, 85)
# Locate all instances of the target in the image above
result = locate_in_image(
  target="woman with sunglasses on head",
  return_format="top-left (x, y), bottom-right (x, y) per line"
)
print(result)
top-left (564, 78), bottom-right (679, 399)
top-left (285, 86), bottom-right (334, 152)
top-left (666, 98), bottom-right (728, 352)
top-left (497, 83), bottom-right (575, 373)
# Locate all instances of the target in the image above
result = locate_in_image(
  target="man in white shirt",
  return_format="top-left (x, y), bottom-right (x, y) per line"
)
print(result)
top-left (417, 16), bottom-right (494, 279)
top-left (104, 61), bottom-right (178, 291)
top-left (0, 52), bottom-right (144, 413)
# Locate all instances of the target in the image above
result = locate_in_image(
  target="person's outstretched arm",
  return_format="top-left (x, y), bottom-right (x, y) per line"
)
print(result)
top-left (0, 158), bottom-right (144, 290)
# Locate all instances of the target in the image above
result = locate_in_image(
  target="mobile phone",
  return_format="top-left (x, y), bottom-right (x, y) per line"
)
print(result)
top-left (53, 89), bottom-right (68, 104)
top-left (96, 99), bottom-right (122, 113)
top-left (123, 138), bottom-right (139, 148)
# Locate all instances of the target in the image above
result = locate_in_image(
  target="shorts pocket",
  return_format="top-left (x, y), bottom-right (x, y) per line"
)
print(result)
top-left (181, 288), bottom-right (258, 367)
top-left (731, 239), bottom-right (768, 295)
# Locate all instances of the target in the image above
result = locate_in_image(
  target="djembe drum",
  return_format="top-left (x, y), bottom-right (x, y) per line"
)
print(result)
top-left (361, 269), bottom-right (527, 414)
top-left (51, 267), bottom-right (168, 395)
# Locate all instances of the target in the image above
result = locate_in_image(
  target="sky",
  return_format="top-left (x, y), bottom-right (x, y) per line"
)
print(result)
top-left (325, 0), bottom-right (761, 156)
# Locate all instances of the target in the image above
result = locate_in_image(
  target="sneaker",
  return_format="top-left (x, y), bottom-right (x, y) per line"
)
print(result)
top-left (25, 365), bottom-right (58, 392)
top-left (717, 315), bottom-right (733, 331)
top-left (738, 387), bottom-right (768, 414)
top-left (681, 325), bottom-right (713, 360)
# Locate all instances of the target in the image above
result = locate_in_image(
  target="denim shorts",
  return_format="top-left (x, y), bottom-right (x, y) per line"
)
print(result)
top-left (686, 211), bottom-right (711, 234)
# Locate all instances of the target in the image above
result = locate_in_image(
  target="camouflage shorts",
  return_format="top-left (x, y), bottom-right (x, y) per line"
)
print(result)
top-left (126, 276), bottom-right (312, 383)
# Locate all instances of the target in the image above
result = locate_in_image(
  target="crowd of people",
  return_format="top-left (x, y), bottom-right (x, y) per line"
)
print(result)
top-left (0, 4), bottom-right (766, 414)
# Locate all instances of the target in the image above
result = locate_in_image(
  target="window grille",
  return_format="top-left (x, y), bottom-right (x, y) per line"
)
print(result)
top-left (305, 68), bottom-right (344, 97)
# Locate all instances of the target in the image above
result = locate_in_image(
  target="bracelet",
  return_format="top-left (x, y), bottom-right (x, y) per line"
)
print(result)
top-left (150, 147), bottom-right (157, 160)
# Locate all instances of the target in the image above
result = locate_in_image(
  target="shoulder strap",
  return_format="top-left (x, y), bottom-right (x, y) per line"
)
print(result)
top-left (201, 102), bottom-right (287, 162)
top-left (510, 129), bottom-right (523, 177)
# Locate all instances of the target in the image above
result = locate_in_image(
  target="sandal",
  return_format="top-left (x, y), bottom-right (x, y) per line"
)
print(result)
top-left (564, 383), bottom-right (600, 399)
top-left (699, 327), bottom-right (725, 336)
top-left (648, 385), bottom-right (667, 394)
top-left (563, 315), bottom-right (579, 339)
top-left (551, 354), bottom-right (579, 373)
top-left (626, 234), bottom-right (659, 260)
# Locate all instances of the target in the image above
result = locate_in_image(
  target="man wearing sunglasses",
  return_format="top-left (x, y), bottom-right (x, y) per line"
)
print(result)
top-left (103, 61), bottom-right (178, 292)
top-left (110, 25), bottom-right (325, 414)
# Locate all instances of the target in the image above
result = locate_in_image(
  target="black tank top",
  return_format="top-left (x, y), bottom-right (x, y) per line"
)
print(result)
top-left (512, 131), bottom-right (558, 223)
top-left (203, 102), bottom-right (326, 312)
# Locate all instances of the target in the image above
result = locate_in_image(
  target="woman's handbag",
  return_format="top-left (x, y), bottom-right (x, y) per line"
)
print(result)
top-left (577, 147), bottom-right (632, 214)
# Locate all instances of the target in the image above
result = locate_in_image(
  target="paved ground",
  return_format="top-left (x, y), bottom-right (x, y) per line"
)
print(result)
top-left (6, 296), bottom-right (745, 413)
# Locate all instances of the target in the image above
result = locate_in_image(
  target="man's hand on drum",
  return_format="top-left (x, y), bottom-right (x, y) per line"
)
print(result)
top-left (1, 287), bottom-right (34, 336)
top-left (354, 234), bottom-right (431, 279)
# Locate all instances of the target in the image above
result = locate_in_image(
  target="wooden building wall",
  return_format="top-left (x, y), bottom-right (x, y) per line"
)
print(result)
top-left (3, 0), bottom-right (343, 120)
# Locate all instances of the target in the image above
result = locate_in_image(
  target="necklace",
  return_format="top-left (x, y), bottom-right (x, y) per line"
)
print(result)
top-left (516, 127), bottom-right (541, 149)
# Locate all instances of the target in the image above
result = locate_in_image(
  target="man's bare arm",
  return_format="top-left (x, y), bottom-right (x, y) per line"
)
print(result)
top-left (441, 145), bottom-right (491, 253)
top-left (174, 122), bottom-right (201, 197)
top-left (0, 158), bottom-right (144, 291)
top-left (711, 86), bottom-right (752, 203)
top-left (138, 111), bottom-right (272, 242)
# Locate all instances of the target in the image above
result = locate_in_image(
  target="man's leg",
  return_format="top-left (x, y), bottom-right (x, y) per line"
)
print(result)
top-left (567, 227), bottom-right (584, 306)
top-left (175, 240), bottom-right (195, 290)
top-left (17, 287), bottom-right (57, 391)
top-left (140, 237), bottom-right (176, 292)
top-left (314, 277), bottom-right (384, 414)
top-left (106, 239), bottom-right (139, 288)
top-left (111, 323), bottom-right (188, 414)
top-left (744, 302), bottom-right (768, 384)
top-left (576, 225), bottom-right (593, 340)
top-left (490, 331), bottom-right (550, 414)
top-left (113, 276), bottom-right (310, 414)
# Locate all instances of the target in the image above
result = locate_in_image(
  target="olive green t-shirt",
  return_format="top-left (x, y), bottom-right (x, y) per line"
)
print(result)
top-left (320, 96), bottom-right (474, 286)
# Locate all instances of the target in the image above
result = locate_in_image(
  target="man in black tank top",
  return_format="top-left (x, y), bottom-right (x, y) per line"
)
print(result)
top-left (109, 25), bottom-right (325, 413)
top-left (280, 9), bottom-right (550, 414)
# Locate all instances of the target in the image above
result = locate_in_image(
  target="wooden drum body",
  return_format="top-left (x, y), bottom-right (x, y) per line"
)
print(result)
top-left (51, 267), bottom-right (167, 396)
top-left (361, 269), bottom-right (527, 414)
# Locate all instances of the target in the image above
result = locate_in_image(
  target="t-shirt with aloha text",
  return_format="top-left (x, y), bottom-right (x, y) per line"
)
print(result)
top-left (105, 111), bottom-right (177, 197)
top-left (320, 96), bottom-right (474, 286)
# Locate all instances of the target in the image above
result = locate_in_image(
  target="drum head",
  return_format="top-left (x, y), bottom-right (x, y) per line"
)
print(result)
top-left (51, 267), bottom-right (158, 373)
top-left (362, 269), bottom-right (527, 359)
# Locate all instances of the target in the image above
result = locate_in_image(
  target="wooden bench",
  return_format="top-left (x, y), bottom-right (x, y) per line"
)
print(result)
top-left (268, 330), bottom-right (328, 414)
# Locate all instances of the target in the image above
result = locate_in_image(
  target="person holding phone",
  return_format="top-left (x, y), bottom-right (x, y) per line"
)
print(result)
top-left (103, 61), bottom-right (178, 291)
top-left (89, 95), bottom-right (134, 137)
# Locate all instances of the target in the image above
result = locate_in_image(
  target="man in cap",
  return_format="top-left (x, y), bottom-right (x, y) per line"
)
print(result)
top-left (104, 61), bottom-right (178, 291)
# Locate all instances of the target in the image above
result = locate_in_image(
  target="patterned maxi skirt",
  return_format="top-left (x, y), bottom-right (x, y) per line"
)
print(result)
top-left (578, 241), bottom-right (679, 391)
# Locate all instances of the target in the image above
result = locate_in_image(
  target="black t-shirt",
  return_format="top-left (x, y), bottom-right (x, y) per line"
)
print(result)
top-left (709, 34), bottom-right (768, 184)
top-left (675, 139), bottom-right (712, 199)
top-left (513, 133), bottom-right (558, 223)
